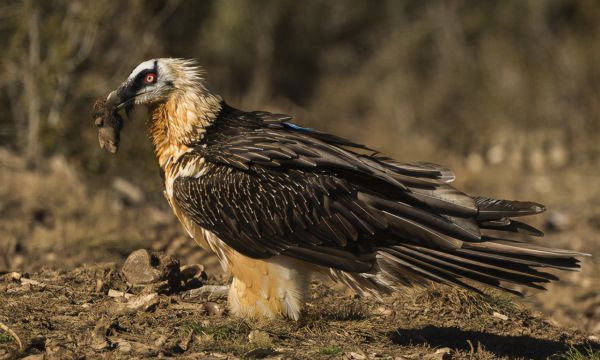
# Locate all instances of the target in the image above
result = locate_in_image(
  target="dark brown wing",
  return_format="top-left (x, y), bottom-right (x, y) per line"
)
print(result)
top-left (172, 104), bottom-right (588, 295)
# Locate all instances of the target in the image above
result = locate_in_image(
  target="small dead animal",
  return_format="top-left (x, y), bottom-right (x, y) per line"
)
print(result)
top-left (92, 99), bottom-right (123, 153)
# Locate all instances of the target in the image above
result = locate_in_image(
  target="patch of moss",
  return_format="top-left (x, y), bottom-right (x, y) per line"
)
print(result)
top-left (320, 345), bottom-right (343, 356)
top-left (185, 323), bottom-right (233, 340)
top-left (0, 331), bottom-right (14, 344)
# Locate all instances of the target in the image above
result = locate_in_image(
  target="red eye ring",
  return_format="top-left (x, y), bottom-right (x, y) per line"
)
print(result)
top-left (144, 73), bottom-right (156, 84)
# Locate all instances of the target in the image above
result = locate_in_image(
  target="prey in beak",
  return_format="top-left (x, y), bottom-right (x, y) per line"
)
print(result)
top-left (92, 96), bottom-right (124, 154)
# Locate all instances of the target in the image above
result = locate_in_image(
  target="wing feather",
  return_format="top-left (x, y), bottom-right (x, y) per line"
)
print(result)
top-left (169, 104), bottom-right (587, 296)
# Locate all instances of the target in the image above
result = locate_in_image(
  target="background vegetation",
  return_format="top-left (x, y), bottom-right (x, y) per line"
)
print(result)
top-left (1, 0), bottom-right (599, 185)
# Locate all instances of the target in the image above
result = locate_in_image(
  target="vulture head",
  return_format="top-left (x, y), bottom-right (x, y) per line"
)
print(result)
top-left (106, 58), bottom-right (204, 116)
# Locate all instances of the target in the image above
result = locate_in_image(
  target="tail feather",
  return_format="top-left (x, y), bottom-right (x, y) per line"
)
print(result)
top-left (454, 247), bottom-right (584, 272)
top-left (479, 219), bottom-right (544, 237)
top-left (474, 196), bottom-right (545, 221)
top-left (356, 188), bottom-right (590, 297)
top-left (373, 193), bottom-right (589, 295)
top-left (463, 237), bottom-right (586, 259)
top-left (403, 244), bottom-right (558, 283)
top-left (377, 246), bottom-right (523, 296)
top-left (377, 249), bottom-right (485, 294)
top-left (376, 239), bottom-right (588, 296)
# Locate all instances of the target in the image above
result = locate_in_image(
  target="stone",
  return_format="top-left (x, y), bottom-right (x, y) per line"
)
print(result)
top-left (121, 249), bottom-right (180, 291)
top-left (203, 302), bottom-right (224, 317)
top-left (493, 311), bottom-right (509, 321)
top-left (109, 293), bottom-right (160, 315)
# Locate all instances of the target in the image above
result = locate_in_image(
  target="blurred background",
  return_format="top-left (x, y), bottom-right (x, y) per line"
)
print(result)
top-left (0, 0), bottom-right (599, 334)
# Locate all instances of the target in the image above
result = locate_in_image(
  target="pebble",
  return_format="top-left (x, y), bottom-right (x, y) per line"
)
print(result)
top-left (203, 302), bottom-right (224, 317)
top-left (110, 293), bottom-right (159, 315)
top-left (29, 335), bottom-right (46, 351)
top-left (493, 311), bottom-right (509, 321)
top-left (121, 249), bottom-right (163, 285)
top-left (108, 289), bottom-right (133, 299)
top-left (346, 352), bottom-right (366, 359)
top-left (8, 272), bottom-right (21, 281)
top-left (374, 306), bottom-right (394, 316)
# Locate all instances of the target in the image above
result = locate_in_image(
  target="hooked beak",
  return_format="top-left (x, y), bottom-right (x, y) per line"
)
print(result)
top-left (106, 90), bottom-right (122, 110)
top-left (106, 85), bottom-right (136, 118)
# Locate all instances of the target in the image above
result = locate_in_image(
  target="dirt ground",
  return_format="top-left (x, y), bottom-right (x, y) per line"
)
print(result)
top-left (1, 264), bottom-right (598, 360)
top-left (1, 148), bottom-right (599, 359)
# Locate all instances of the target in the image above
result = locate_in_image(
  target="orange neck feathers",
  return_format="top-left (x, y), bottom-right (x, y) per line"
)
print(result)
top-left (148, 89), bottom-right (222, 168)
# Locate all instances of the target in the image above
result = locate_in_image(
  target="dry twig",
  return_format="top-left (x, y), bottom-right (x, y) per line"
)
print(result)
top-left (0, 321), bottom-right (23, 351)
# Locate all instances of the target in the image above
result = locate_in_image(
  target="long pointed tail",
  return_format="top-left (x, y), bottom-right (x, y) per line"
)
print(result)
top-left (375, 197), bottom-right (590, 296)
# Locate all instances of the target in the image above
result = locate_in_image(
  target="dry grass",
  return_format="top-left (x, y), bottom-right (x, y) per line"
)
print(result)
top-left (1, 265), bottom-right (597, 359)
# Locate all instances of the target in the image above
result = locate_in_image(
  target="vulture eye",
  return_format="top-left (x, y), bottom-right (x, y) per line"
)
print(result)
top-left (144, 73), bottom-right (157, 85)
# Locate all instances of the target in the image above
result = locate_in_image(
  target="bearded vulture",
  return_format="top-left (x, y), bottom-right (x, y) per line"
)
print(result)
top-left (103, 58), bottom-right (588, 320)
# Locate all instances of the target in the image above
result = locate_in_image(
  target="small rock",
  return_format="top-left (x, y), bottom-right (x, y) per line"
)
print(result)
top-left (203, 302), bottom-right (224, 317)
top-left (122, 249), bottom-right (162, 285)
top-left (121, 249), bottom-right (180, 292)
top-left (28, 335), bottom-right (46, 351)
top-left (374, 306), bottom-right (394, 316)
top-left (7, 272), bottom-right (21, 281)
top-left (347, 352), bottom-right (366, 359)
top-left (110, 293), bottom-right (159, 315)
top-left (493, 311), bottom-right (509, 321)
top-left (108, 289), bottom-right (133, 299)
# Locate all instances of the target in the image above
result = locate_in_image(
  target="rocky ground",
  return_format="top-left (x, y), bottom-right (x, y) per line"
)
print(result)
top-left (1, 249), bottom-right (599, 360)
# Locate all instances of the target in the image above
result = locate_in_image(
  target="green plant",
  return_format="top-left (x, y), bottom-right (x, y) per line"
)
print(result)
top-left (320, 345), bottom-right (343, 356)
top-left (0, 331), bottom-right (14, 344)
top-left (551, 346), bottom-right (600, 360)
